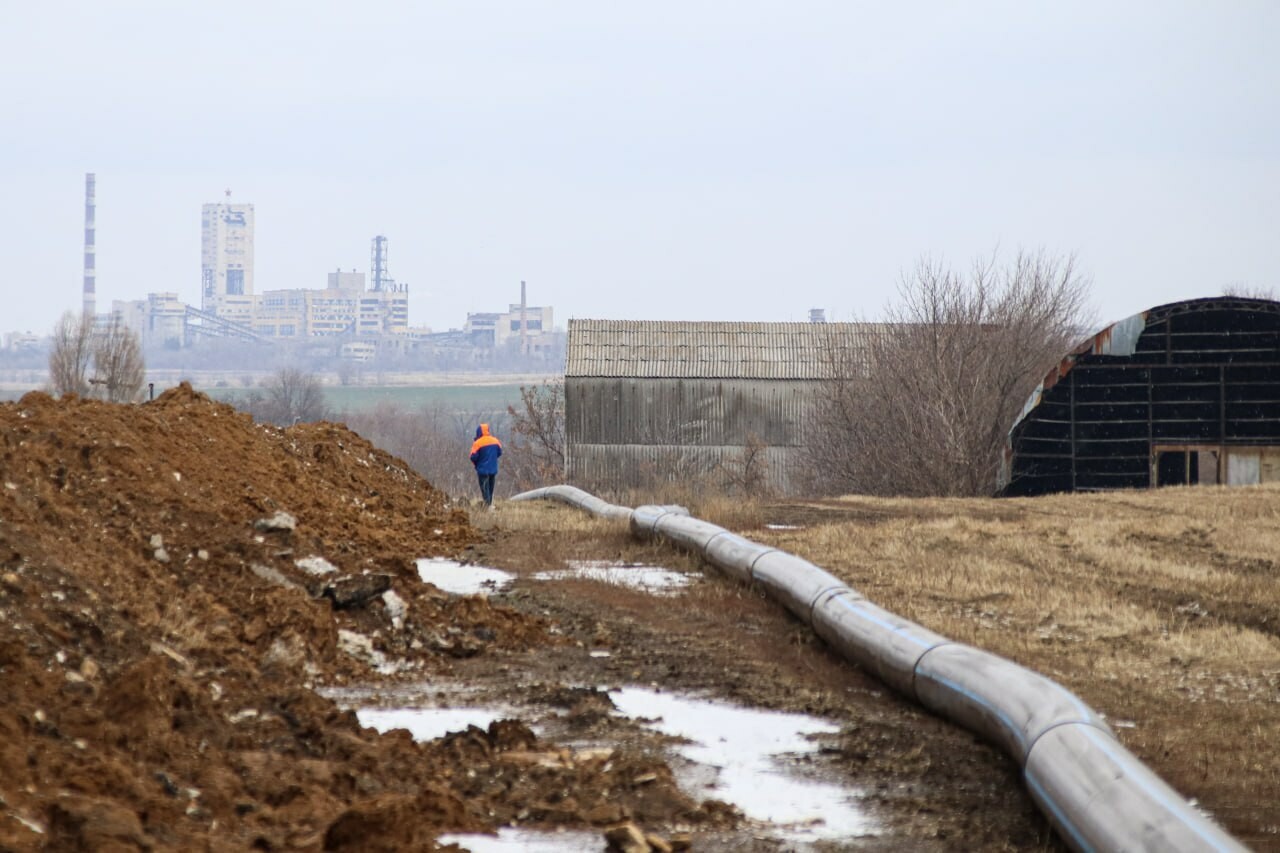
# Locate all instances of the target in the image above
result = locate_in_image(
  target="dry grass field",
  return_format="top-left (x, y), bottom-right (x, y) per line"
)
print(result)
top-left (475, 482), bottom-right (1280, 848)
top-left (716, 484), bottom-right (1280, 848)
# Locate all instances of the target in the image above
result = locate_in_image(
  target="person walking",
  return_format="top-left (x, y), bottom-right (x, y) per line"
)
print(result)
top-left (469, 423), bottom-right (503, 508)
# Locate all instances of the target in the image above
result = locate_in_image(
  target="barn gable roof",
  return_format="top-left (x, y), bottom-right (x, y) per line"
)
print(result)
top-left (565, 319), bottom-right (881, 379)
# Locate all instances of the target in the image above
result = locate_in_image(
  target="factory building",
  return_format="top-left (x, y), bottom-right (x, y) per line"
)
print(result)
top-left (111, 293), bottom-right (187, 349)
top-left (464, 281), bottom-right (556, 353)
top-left (251, 269), bottom-right (409, 340)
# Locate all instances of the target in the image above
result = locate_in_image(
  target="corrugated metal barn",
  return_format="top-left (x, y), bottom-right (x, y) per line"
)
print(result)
top-left (565, 319), bottom-right (870, 495)
top-left (1000, 297), bottom-right (1280, 496)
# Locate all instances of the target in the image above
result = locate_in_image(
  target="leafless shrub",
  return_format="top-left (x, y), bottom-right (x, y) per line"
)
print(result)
top-left (48, 312), bottom-right (146, 402)
top-left (336, 360), bottom-right (362, 386)
top-left (506, 380), bottom-right (566, 490)
top-left (1222, 282), bottom-right (1278, 301)
top-left (92, 317), bottom-right (145, 402)
top-left (246, 368), bottom-right (331, 425)
top-left (716, 431), bottom-right (771, 498)
top-left (817, 249), bottom-right (1094, 497)
top-left (48, 312), bottom-right (95, 397)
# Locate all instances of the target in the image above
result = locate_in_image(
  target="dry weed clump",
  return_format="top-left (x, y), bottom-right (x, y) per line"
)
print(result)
top-left (746, 484), bottom-right (1280, 848)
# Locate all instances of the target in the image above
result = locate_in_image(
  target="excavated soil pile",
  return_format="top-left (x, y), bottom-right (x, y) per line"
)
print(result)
top-left (0, 385), bottom-right (716, 852)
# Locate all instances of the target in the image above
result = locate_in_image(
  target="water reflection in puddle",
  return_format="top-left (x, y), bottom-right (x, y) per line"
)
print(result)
top-left (611, 688), bottom-right (872, 842)
top-left (416, 557), bottom-right (513, 595)
top-left (438, 828), bottom-right (599, 852)
top-left (533, 560), bottom-right (699, 595)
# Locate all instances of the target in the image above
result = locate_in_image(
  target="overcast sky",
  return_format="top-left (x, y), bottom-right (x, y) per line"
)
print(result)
top-left (2, 1), bottom-right (1276, 336)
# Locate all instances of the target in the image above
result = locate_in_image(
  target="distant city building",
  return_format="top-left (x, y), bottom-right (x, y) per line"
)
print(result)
top-left (201, 200), bottom-right (255, 323)
top-left (464, 304), bottom-right (555, 350)
top-left (3, 332), bottom-right (42, 352)
top-left (252, 266), bottom-right (409, 342)
top-left (464, 282), bottom-right (556, 354)
top-left (327, 270), bottom-right (365, 292)
top-left (112, 293), bottom-right (187, 348)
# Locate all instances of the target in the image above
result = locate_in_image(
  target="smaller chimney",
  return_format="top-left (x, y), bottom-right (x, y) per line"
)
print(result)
top-left (520, 280), bottom-right (528, 355)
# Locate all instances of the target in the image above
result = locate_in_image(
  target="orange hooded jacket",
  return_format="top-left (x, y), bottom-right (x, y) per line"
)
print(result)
top-left (469, 423), bottom-right (502, 475)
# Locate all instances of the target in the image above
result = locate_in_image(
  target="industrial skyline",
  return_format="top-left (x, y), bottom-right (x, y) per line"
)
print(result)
top-left (2, 3), bottom-right (1277, 339)
top-left (73, 186), bottom-right (556, 360)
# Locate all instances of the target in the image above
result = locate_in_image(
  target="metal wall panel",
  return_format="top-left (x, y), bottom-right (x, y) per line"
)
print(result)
top-left (567, 378), bottom-right (819, 447)
top-left (566, 377), bottom-right (822, 494)
top-left (565, 319), bottom-right (882, 380)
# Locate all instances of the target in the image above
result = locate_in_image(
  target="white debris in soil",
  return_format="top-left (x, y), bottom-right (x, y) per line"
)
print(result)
top-left (254, 511), bottom-right (297, 532)
top-left (5, 811), bottom-right (45, 835)
top-left (295, 556), bottom-right (339, 576)
top-left (382, 589), bottom-right (407, 629)
top-left (337, 629), bottom-right (413, 675)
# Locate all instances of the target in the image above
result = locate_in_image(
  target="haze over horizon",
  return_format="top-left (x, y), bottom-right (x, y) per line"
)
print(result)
top-left (2, 2), bottom-right (1277, 338)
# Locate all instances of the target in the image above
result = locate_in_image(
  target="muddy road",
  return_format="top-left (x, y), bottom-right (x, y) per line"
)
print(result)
top-left (410, 500), bottom-right (1064, 851)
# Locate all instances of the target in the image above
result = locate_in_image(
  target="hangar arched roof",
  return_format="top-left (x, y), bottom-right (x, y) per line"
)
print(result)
top-left (1001, 297), bottom-right (1280, 495)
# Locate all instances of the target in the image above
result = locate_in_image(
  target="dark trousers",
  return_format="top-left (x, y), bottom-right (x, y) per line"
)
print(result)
top-left (477, 473), bottom-right (496, 505)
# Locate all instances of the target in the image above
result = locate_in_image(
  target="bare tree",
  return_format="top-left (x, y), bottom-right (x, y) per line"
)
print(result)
top-left (818, 249), bottom-right (1094, 497)
top-left (48, 311), bottom-right (95, 397)
top-left (505, 380), bottom-right (566, 489)
top-left (251, 368), bottom-right (330, 425)
top-left (48, 313), bottom-right (146, 402)
top-left (92, 317), bottom-right (145, 402)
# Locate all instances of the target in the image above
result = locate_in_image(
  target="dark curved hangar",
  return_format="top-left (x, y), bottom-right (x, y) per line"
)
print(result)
top-left (1000, 297), bottom-right (1280, 496)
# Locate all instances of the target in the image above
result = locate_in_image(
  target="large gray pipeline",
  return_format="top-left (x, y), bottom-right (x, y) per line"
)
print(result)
top-left (511, 485), bottom-right (1247, 853)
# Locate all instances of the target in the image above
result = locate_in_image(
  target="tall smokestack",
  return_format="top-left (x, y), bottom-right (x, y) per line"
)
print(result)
top-left (83, 173), bottom-right (96, 318)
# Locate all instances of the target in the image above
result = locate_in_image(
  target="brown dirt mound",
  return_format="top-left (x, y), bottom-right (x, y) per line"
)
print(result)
top-left (0, 385), bottom-right (717, 851)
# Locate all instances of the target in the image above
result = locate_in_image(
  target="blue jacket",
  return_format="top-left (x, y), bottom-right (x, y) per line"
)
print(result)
top-left (469, 424), bottom-right (502, 475)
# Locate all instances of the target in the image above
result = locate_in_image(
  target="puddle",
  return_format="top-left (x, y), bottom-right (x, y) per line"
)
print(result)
top-left (610, 688), bottom-right (872, 842)
top-left (533, 560), bottom-right (699, 595)
top-left (355, 706), bottom-right (510, 742)
top-left (765, 523), bottom-right (804, 530)
top-left (438, 828), bottom-right (600, 852)
top-left (415, 557), bottom-right (698, 597)
top-left (319, 682), bottom-right (484, 707)
top-left (416, 557), bottom-right (513, 595)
